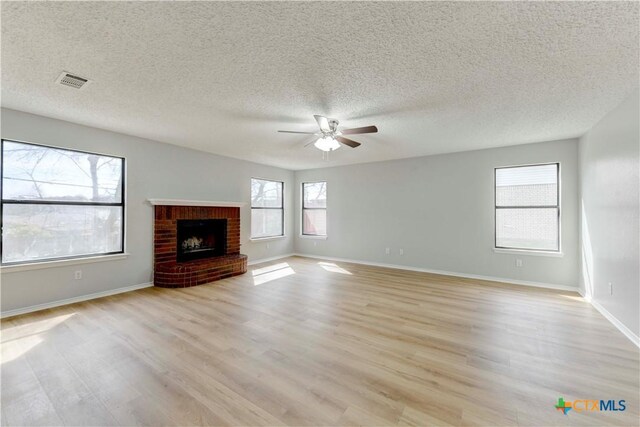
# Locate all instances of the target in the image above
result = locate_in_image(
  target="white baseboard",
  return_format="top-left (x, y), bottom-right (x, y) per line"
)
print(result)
top-left (578, 290), bottom-right (640, 349)
top-left (291, 253), bottom-right (579, 292)
top-left (0, 282), bottom-right (153, 319)
top-left (248, 253), bottom-right (295, 266)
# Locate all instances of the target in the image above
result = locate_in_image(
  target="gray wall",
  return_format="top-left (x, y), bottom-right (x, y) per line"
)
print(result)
top-left (579, 91), bottom-right (640, 337)
top-left (0, 108), bottom-right (294, 312)
top-left (294, 139), bottom-right (579, 288)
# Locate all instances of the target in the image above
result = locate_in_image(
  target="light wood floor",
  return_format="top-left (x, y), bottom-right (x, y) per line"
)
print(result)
top-left (1, 256), bottom-right (638, 426)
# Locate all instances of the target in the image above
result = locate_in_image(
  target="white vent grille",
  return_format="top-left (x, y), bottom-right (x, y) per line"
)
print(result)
top-left (56, 72), bottom-right (90, 89)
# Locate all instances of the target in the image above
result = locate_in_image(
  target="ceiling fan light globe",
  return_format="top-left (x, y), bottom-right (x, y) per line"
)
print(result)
top-left (314, 136), bottom-right (340, 152)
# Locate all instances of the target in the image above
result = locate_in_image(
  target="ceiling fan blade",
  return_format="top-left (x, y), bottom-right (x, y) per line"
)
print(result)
top-left (336, 136), bottom-right (361, 148)
top-left (278, 130), bottom-right (317, 134)
top-left (314, 115), bottom-right (331, 132)
top-left (341, 125), bottom-right (378, 135)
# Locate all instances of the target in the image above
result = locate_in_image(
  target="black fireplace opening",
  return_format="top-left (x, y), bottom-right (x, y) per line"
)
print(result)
top-left (176, 219), bottom-right (227, 262)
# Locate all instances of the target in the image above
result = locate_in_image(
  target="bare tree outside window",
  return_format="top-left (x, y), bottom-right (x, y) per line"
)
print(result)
top-left (302, 182), bottom-right (327, 236)
top-left (250, 178), bottom-right (283, 238)
top-left (1, 140), bottom-right (125, 264)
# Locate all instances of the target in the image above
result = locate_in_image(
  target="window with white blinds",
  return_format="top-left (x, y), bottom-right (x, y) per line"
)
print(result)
top-left (495, 163), bottom-right (560, 252)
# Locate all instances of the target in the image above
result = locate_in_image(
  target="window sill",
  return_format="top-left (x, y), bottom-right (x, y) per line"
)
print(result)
top-left (0, 253), bottom-right (130, 273)
top-left (250, 235), bottom-right (286, 242)
top-left (493, 248), bottom-right (563, 258)
top-left (300, 235), bottom-right (328, 240)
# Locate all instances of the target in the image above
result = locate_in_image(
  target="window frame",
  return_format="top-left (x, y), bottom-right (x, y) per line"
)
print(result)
top-left (494, 162), bottom-right (560, 253)
top-left (250, 177), bottom-right (284, 240)
top-left (0, 139), bottom-right (126, 266)
top-left (302, 181), bottom-right (327, 237)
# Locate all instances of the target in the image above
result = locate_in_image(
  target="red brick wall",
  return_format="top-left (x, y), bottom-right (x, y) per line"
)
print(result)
top-left (153, 205), bottom-right (246, 288)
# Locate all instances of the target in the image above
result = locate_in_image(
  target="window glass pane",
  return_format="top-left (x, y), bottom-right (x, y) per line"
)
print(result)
top-left (251, 209), bottom-right (283, 238)
top-left (303, 209), bottom-right (327, 236)
top-left (496, 208), bottom-right (558, 251)
top-left (496, 164), bottom-right (557, 206)
top-left (2, 141), bottom-right (123, 203)
top-left (303, 182), bottom-right (326, 208)
top-left (251, 179), bottom-right (282, 208)
top-left (2, 204), bottom-right (123, 263)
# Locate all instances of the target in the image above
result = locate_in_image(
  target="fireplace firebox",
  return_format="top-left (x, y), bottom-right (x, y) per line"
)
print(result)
top-left (176, 219), bottom-right (227, 262)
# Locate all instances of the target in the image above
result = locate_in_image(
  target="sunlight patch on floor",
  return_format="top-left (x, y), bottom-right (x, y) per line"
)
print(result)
top-left (252, 262), bottom-right (290, 276)
top-left (252, 262), bottom-right (295, 285)
top-left (318, 262), bottom-right (352, 275)
top-left (1, 312), bottom-right (76, 343)
top-left (1, 334), bottom-right (43, 364)
top-left (1, 312), bottom-right (76, 365)
top-left (558, 293), bottom-right (585, 302)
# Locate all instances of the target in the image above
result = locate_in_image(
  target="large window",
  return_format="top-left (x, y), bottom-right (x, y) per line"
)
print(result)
top-left (251, 178), bottom-right (284, 239)
top-left (1, 140), bottom-right (125, 264)
top-left (495, 163), bottom-right (559, 252)
top-left (302, 181), bottom-right (327, 236)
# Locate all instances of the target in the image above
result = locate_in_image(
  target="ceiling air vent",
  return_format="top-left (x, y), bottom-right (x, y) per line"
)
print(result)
top-left (55, 71), bottom-right (90, 89)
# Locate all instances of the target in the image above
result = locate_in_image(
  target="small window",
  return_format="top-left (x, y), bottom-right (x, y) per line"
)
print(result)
top-left (251, 178), bottom-right (284, 239)
top-left (302, 182), bottom-right (327, 236)
top-left (495, 163), bottom-right (559, 252)
top-left (1, 140), bottom-right (125, 264)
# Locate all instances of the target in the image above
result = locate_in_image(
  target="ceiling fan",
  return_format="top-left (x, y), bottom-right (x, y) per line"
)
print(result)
top-left (278, 115), bottom-right (378, 151)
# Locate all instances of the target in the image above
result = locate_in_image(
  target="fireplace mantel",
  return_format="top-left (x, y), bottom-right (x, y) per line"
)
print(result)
top-left (148, 199), bottom-right (246, 207)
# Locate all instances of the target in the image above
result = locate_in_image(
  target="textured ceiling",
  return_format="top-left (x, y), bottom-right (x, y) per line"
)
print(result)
top-left (1, 1), bottom-right (638, 170)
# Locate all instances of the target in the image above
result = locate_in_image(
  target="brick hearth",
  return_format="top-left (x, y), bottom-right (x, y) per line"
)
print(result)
top-left (153, 205), bottom-right (247, 288)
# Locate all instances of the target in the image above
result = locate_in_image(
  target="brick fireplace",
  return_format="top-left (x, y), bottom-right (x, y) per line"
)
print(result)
top-left (151, 200), bottom-right (247, 288)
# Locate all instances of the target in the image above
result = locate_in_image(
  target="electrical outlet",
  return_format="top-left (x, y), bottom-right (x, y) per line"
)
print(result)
top-left (609, 282), bottom-right (613, 295)
top-left (516, 259), bottom-right (523, 267)
top-left (313, 241), bottom-right (317, 247)
top-left (74, 270), bottom-right (82, 280)
top-left (385, 247), bottom-right (390, 255)
top-left (266, 243), bottom-right (270, 249)
top-left (399, 249), bottom-right (404, 256)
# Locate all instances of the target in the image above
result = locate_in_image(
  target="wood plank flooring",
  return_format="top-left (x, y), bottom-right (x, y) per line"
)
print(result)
top-left (1, 256), bottom-right (638, 426)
